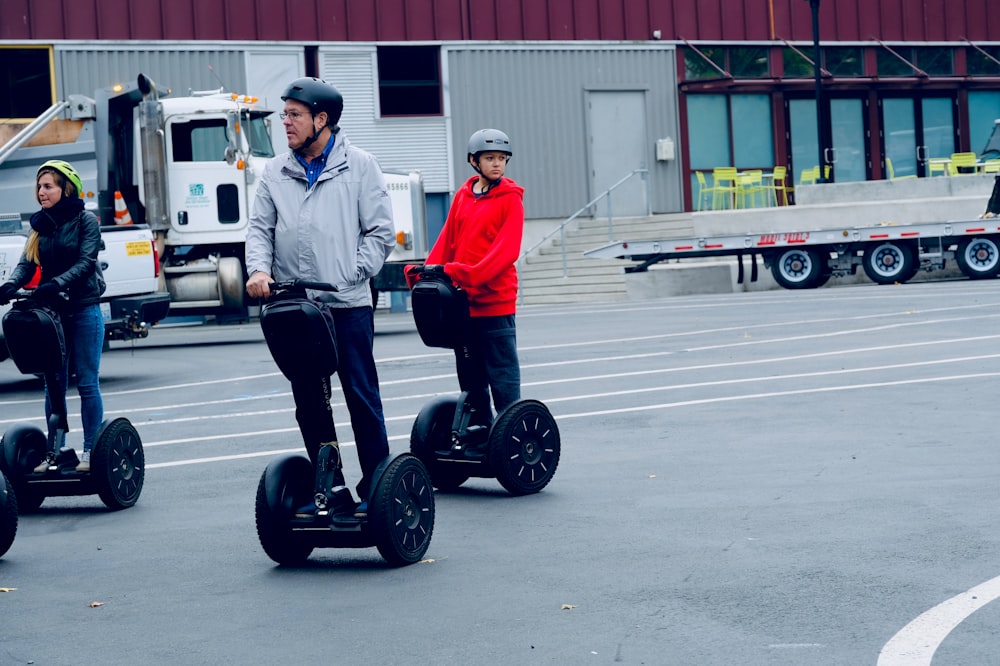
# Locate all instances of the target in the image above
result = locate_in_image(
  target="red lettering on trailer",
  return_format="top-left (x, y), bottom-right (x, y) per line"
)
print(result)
top-left (756, 231), bottom-right (810, 246)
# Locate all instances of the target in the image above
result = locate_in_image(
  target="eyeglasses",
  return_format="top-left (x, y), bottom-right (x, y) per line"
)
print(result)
top-left (279, 111), bottom-right (308, 120)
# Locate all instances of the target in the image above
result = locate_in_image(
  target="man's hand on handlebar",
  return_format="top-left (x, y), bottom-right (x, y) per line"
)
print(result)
top-left (246, 271), bottom-right (273, 299)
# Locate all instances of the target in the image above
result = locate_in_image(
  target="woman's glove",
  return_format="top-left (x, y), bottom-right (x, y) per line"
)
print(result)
top-left (32, 281), bottom-right (62, 301)
top-left (0, 282), bottom-right (17, 304)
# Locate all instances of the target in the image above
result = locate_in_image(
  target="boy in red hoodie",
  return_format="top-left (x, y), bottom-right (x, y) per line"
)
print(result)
top-left (416, 128), bottom-right (524, 418)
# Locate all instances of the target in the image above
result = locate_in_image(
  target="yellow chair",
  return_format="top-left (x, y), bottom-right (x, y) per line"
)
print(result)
top-left (983, 159), bottom-right (1000, 174)
top-left (768, 166), bottom-right (789, 206)
top-left (736, 170), bottom-right (764, 208)
top-left (710, 167), bottom-right (738, 209)
top-left (694, 171), bottom-right (716, 211)
top-left (886, 157), bottom-right (916, 181)
top-left (927, 158), bottom-right (949, 176)
top-left (948, 152), bottom-right (979, 175)
top-left (799, 166), bottom-right (820, 185)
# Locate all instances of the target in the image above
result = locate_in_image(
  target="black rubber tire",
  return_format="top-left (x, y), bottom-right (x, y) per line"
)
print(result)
top-left (370, 454), bottom-right (435, 567)
top-left (409, 397), bottom-right (470, 491)
top-left (770, 249), bottom-right (828, 289)
top-left (0, 424), bottom-right (46, 512)
top-left (255, 456), bottom-right (315, 565)
top-left (0, 472), bottom-right (17, 558)
top-left (955, 236), bottom-right (1000, 280)
top-left (91, 418), bottom-right (145, 510)
top-left (488, 400), bottom-right (561, 496)
top-left (862, 241), bottom-right (917, 284)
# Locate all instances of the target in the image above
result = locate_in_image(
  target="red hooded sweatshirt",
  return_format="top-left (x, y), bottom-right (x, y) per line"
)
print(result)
top-left (424, 175), bottom-right (524, 317)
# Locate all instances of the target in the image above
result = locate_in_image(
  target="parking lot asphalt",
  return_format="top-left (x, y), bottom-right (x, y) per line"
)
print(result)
top-left (2, 279), bottom-right (1000, 665)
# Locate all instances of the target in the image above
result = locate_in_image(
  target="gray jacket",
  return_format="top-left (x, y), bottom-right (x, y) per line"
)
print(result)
top-left (245, 133), bottom-right (395, 307)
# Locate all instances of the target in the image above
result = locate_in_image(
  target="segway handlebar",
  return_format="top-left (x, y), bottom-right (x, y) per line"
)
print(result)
top-left (267, 280), bottom-right (339, 293)
top-left (0, 289), bottom-right (70, 306)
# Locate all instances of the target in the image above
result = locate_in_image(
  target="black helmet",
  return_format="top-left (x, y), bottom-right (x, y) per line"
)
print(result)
top-left (281, 77), bottom-right (344, 127)
top-left (467, 129), bottom-right (512, 160)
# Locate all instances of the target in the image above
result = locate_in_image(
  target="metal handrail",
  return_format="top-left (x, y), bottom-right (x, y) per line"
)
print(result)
top-left (518, 168), bottom-right (649, 279)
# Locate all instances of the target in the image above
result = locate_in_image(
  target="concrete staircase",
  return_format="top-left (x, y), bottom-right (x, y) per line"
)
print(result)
top-left (518, 213), bottom-right (694, 305)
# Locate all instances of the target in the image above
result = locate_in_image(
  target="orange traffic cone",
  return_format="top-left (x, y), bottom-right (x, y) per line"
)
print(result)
top-left (113, 191), bottom-right (133, 225)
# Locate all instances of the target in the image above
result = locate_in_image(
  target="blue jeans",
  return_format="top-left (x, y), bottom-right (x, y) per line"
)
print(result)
top-left (455, 314), bottom-right (521, 417)
top-left (290, 305), bottom-right (389, 499)
top-left (45, 303), bottom-right (104, 452)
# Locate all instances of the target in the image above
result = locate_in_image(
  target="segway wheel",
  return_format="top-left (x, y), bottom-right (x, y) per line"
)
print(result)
top-left (0, 424), bottom-right (47, 512)
top-left (0, 473), bottom-right (17, 558)
top-left (409, 397), bottom-right (469, 491)
top-left (370, 454), bottom-right (435, 567)
top-left (91, 418), bottom-right (145, 510)
top-left (488, 400), bottom-right (561, 496)
top-left (255, 455), bottom-right (315, 565)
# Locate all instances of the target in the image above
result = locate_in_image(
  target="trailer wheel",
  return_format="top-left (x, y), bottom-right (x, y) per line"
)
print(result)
top-left (862, 241), bottom-right (917, 284)
top-left (770, 249), bottom-right (828, 289)
top-left (956, 237), bottom-right (1000, 279)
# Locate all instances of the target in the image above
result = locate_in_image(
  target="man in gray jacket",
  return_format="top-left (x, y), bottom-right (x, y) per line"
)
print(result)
top-left (246, 77), bottom-right (394, 517)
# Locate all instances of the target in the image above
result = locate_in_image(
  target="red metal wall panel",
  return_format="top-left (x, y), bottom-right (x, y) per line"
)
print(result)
top-left (4, 0), bottom-right (1000, 43)
top-left (317, 0), bottom-right (349, 42)
top-left (256, 0), bottom-right (290, 41)
top-left (193, 2), bottom-right (226, 41)
top-left (224, 0), bottom-right (258, 41)
top-left (161, 0), bottom-right (196, 40)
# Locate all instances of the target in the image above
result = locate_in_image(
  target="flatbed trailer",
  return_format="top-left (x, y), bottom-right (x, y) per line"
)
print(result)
top-left (584, 216), bottom-right (1000, 290)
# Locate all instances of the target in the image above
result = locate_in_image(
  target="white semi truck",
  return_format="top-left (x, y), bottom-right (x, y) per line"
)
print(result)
top-left (0, 74), bottom-right (427, 319)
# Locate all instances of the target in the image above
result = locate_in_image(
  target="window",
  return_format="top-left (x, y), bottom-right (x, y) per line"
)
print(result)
top-left (915, 47), bottom-right (953, 76)
top-left (0, 47), bottom-right (52, 118)
top-left (245, 111), bottom-right (275, 158)
top-left (377, 46), bottom-right (441, 116)
top-left (685, 47), bottom-right (768, 80)
top-left (729, 48), bottom-right (769, 78)
top-left (877, 47), bottom-right (917, 77)
top-left (825, 47), bottom-right (863, 77)
top-left (968, 46), bottom-right (1000, 76)
top-left (170, 119), bottom-right (230, 162)
top-left (782, 48), bottom-right (814, 78)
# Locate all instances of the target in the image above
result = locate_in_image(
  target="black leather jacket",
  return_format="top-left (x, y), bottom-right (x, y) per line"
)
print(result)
top-left (8, 199), bottom-right (106, 310)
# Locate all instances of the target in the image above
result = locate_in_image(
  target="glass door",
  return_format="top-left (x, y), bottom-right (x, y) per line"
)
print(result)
top-left (879, 94), bottom-right (956, 177)
top-left (829, 98), bottom-right (867, 183)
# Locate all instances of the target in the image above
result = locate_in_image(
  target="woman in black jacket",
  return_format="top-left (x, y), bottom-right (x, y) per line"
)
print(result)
top-left (0, 160), bottom-right (106, 473)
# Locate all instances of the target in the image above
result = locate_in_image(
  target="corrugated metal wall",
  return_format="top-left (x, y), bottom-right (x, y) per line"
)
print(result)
top-left (446, 44), bottom-right (681, 218)
top-left (317, 46), bottom-right (451, 193)
top-left (54, 45), bottom-right (246, 101)
top-left (4, 0), bottom-right (999, 42)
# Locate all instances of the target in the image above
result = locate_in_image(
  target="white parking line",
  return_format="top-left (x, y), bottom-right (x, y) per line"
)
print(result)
top-left (878, 574), bottom-right (1000, 665)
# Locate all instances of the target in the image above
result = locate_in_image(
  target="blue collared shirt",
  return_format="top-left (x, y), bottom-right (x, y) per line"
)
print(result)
top-left (295, 131), bottom-right (336, 188)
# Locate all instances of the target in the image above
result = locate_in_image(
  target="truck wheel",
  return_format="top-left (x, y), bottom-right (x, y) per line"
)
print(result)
top-left (863, 241), bottom-right (917, 284)
top-left (956, 237), bottom-right (1000, 279)
top-left (92, 418), bottom-right (145, 510)
top-left (770, 249), bottom-right (828, 289)
top-left (0, 472), bottom-right (17, 558)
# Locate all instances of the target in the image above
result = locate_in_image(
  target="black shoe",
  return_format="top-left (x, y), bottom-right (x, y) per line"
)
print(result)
top-left (326, 486), bottom-right (357, 516)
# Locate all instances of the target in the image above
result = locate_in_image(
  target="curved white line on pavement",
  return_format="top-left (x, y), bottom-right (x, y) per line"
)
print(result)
top-left (878, 574), bottom-right (1000, 665)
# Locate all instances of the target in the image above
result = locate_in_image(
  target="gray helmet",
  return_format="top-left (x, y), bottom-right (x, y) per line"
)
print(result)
top-left (467, 129), bottom-right (512, 160)
top-left (281, 77), bottom-right (344, 127)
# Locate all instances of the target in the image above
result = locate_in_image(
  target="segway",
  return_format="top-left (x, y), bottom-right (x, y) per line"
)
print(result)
top-left (254, 280), bottom-right (434, 567)
top-left (408, 265), bottom-right (560, 495)
top-left (0, 471), bottom-right (16, 558)
top-left (0, 291), bottom-right (144, 511)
